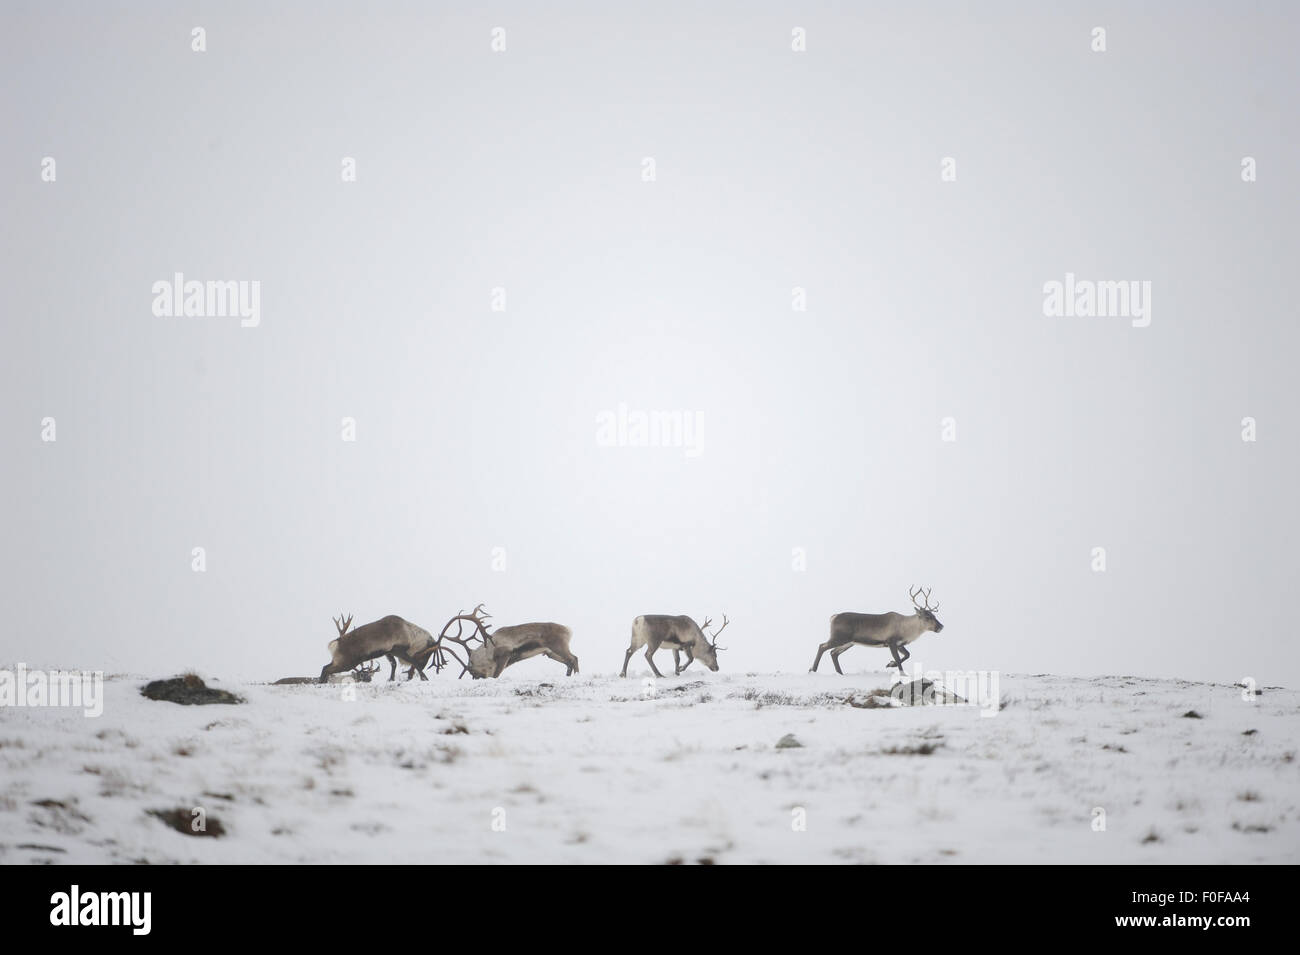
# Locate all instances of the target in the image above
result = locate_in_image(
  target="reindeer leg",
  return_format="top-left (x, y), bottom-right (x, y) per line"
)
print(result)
top-left (644, 646), bottom-right (665, 679)
top-left (621, 647), bottom-right (635, 678)
top-left (679, 648), bottom-right (695, 674)
top-left (886, 642), bottom-right (906, 672)
top-left (386, 654), bottom-right (399, 681)
top-left (318, 663), bottom-right (339, 684)
top-left (830, 644), bottom-right (849, 675)
top-left (544, 650), bottom-right (579, 676)
top-left (811, 641), bottom-right (833, 673)
top-left (672, 649), bottom-right (682, 675)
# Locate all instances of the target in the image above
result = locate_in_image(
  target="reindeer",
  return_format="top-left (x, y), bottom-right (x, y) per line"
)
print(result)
top-left (350, 660), bottom-right (381, 682)
top-left (317, 613), bottom-right (441, 683)
top-left (810, 586), bottom-right (944, 675)
top-left (435, 605), bottom-right (579, 679)
top-left (276, 659), bottom-right (379, 685)
top-left (621, 614), bottom-right (728, 678)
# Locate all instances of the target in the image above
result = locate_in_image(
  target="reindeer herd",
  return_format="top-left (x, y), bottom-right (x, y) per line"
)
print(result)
top-left (315, 587), bottom-right (945, 683)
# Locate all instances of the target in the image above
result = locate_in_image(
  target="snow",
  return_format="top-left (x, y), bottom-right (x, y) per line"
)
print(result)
top-left (1, 669), bottom-right (1295, 864)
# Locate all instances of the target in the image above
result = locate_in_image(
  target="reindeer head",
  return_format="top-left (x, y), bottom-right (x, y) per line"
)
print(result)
top-left (466, 645), bottom-right (495, 680)
top-left (350, 659), bottom-right (380, 683)
top-left (695, 614), bottom-right (729, 671)
top-left (909, 586), bottom-right (944, 632)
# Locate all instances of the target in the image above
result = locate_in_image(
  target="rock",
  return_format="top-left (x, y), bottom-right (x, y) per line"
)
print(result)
top-left (890, 678), bottom-right (966, 706)
top-left (776, 733), bottom-right (803, 749)
top-left (141, 674), bottom-right (243, 706)
top-left (148, 807), bottom-right (226, 837)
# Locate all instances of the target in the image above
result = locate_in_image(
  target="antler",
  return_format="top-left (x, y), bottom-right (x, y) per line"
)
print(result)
top-left (433, 605), bottom-right (493, 679)
top-left (438, 604), bottom-right (492, 643)
top-left (909, 586), bottom-right (939, 612)
top-left (705, 613), bottom-right (729, 650)
top-left (353, 660), bottom-right (380, 674)
top-left (429, 644), bottom-right (469, 677)
top-left (333, 613), bottom-right (354, 637)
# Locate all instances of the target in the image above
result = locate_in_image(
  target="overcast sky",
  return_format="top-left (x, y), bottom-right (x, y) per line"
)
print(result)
top-left (2, 2), bottom-right (1297, 687)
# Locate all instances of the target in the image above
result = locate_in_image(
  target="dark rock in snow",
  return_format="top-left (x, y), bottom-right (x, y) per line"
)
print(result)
top-left (141, 674), bottom-right (243, 706)
top-left (148, 807), bottom-right (226, 837)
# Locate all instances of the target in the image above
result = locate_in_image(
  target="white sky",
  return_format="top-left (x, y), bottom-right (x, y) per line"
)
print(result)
top-left (2, 3), bottom-right (1297, 686)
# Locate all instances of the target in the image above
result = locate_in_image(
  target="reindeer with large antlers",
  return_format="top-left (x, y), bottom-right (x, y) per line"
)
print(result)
top-left (434, 604), bottom-right (579, 679)
top-left (810, 587), bottom-right (945, 675)
top-left (318, 613), bottom-right (441, 683)
top-left (621, 614), bottom-right (729, 678)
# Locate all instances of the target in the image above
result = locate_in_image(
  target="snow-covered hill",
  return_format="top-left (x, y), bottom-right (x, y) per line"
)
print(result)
top-left (1, 671), bottom-right (1294, 864)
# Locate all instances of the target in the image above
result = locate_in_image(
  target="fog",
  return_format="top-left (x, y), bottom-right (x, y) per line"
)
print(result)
top-left (3, 2), bottom-right (1297, 687)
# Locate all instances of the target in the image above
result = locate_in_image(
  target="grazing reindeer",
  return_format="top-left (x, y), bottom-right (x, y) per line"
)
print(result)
top-left (621, 614), bottom-right (728, 678)
top-left (436, 605), bottom-right (579, 679)
top-left (318, 613), bottom-right (440, 684)
top-left (810, 586), bottom-right (944, 675)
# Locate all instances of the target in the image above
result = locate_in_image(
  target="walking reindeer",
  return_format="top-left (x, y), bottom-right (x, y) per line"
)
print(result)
top-left (810, 587), bottom-right (944, 674)
top-left (621, 614), bottom-right (729, 678)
